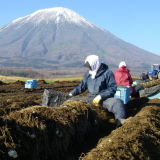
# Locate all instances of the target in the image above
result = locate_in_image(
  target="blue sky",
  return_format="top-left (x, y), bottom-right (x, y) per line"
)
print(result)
top-left (0, 0), bottom-right (160, 56)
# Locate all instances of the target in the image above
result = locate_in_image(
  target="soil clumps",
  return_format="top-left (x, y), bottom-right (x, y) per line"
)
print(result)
top-left (0, 80), bottom-right (159, 159)
top-left (37, 80), bottom-right (47, 84)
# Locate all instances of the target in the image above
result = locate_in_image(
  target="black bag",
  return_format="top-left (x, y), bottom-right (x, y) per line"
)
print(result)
top-left (139, 85), bottom-right (160, 97)
top-left (41, 89), bottom-right (71, 107)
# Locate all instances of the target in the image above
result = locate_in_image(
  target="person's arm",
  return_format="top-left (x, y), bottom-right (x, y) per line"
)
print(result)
top-left (70, 72), bottom-right (88, 96)
top-left (99, 70), bottom-right (117, 100)
top-left (128, 73), bottom-right (133, 85)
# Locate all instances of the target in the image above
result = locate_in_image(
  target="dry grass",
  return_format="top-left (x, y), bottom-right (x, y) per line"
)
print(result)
top-left (0, 75), bottom-right (84, 83)
top-left (0, 75), bottom-right (139, 83)
top-left (0, 75), bottom-right (28, 82)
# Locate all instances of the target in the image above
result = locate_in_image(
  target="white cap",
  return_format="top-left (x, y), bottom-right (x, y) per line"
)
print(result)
top-left (119, 61), bottom-right (126, 68)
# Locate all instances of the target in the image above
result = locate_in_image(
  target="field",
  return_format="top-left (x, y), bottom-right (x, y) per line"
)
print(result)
top-left (0, 78), bottom-right (160, 159)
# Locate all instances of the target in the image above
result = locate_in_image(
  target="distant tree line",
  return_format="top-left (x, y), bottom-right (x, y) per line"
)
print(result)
top-left (0, 69), bottom-right (39, 78)
top-left (0, 62), bottom-right (56, 69)
top-left (64, 61), bottom-right (83, 68)
top-left (0, 68), bottom-right (86, 79)
top-left (0, 69), bottom-right (28, 77)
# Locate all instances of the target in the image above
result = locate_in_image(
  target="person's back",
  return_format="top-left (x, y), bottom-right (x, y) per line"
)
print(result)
top-left (142, 69), bottom-right (149, 80)
top-left (114, 62), bottom-right (133, 94)
top-left (114, 61), bottom-right (144, 98)
top-left (141, 72), bottom-right (149, 80)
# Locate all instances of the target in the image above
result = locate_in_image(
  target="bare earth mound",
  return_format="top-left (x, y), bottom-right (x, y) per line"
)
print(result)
top-left (0, 80), bottom-right (160, 159)
top-left (81, 99), bottom-right (160, 159)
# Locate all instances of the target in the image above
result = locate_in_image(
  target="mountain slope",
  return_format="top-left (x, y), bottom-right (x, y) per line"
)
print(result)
top-left (0, 7), bottom-right (160, 71)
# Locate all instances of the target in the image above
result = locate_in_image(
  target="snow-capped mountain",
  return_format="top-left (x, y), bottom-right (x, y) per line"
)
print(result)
top-left (0, 7), bottom-right (160, 71)
top-left (0, 7), bottom-right (103, 31)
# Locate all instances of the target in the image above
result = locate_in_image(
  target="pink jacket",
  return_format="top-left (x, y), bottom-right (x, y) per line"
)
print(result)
top-left (114, 66), bottom-right (133, 94)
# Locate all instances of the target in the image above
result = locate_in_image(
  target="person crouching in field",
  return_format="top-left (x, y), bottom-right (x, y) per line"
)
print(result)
top-left (114, 61), bottom-right (144, 98)
top-left (139, 69), bottom-right (150, 81)
top-left (68, 55), bottom-right (126, 127)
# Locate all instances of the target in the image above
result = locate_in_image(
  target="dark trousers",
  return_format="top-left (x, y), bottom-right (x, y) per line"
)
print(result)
top-left (131, 85), bottom-right (144, 98)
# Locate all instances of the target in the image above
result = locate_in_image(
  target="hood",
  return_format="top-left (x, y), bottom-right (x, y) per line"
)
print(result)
top-left (96, 63), bottom-right (108, 76)
top-left (84, 55), bottom-right (101, 79)
top-left (119, 61), bottom-right (126, 68)
top-left (117, 66), bottom-right (130, 73)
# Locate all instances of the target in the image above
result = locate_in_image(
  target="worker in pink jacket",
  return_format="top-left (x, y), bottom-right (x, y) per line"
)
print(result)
top-left (114, 61), bottom-right (143, 98)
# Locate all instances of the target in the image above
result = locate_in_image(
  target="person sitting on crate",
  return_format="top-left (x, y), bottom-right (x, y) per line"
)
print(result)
top-left (114, 61), bottom-right (144, 98)
top-left (68, 55), bottom-right (126, 127)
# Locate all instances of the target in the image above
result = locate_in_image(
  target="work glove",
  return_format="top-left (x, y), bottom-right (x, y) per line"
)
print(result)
top-left (93, 95), bottom-right (101, 105)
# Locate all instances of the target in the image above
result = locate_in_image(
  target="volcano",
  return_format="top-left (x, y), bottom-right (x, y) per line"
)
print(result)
top-left (0, 7), bottom-right (160, 72)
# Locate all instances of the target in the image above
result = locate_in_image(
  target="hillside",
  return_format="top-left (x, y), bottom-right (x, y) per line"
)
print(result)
top-left (0, 7), bottom-right (160, 73)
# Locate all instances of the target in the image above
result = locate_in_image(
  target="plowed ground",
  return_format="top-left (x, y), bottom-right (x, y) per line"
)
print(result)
top-left (0, 79), bottom-right (160, 160)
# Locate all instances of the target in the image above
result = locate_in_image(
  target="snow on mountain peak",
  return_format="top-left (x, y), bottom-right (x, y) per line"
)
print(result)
top-left (31, 7), bottom-right (93, 26)
top-left (1, 7), bottom-right (103, 31)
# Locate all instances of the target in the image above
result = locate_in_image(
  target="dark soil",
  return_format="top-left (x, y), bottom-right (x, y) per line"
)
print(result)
top-left (0, 80), bottom-right (160, 160)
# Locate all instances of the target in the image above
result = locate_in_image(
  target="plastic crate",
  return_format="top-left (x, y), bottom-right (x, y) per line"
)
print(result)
top-left (114, 85), bottom-right (130, 104)
top-left (25, 80), bottom-right (38, 89)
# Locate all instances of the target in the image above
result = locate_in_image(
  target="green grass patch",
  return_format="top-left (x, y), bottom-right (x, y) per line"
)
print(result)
top-left (2, 81), bottom-right (16, 83)
top-left (44, 77), bottom-right (83, 84)
top-left (2, 79), bottom-right (28, 83)
top-left (2, 77), bottom-right (83, 84)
